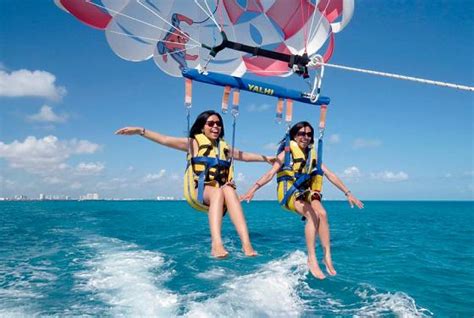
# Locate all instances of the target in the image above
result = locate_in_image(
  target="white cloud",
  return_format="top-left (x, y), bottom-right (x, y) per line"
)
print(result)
top-left (464, 171), bottom-right (474, 177)
top-left (342, 166), bottom-right (362, 179)
top-left (75, 162), bottom-right (105, 175)
top-left (0, 69), bottom-right (66, 100)
top-left (247, 103), bottom-right (271, 112)
top-left (43, 176), bottom-right (64, 185)
top-left (70, 182), bottom-right (83, 190)
top-left (143, 170), bottom-right (167, 183)
top-left (96, 178), bottom-right (129, 191)
top-left (0, 135), bottom-right (100, 174)
top-left (28, 105), bottom-right (68, 123)
top-left (0, 176), bottom-right (15, 189)
top-left (328, 134), bottom-right (340, 144)
top-left (353, 138), bottom-right (382, 149)
top-left (370, 171), bottom-right (409, 182)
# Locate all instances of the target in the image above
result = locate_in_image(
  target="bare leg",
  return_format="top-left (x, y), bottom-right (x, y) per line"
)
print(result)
top-left (310, 198), bottom-right (336, 276)
top-left (294, 200), bottom-right (325, 279)
top-left (203, 186), bottom-right (228, 258)
top-left (221, 185), bottom-right (257, 256)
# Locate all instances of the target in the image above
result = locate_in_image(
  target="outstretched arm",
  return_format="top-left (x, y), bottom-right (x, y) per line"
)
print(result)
top-left (115, 127), bottom-right (188, 152)
top-left (322, 164), bottom-right (364, 209)
top-left (240, 152), bottom-right (285, 202)
top-left (231, 147), bottom-right (275, 164)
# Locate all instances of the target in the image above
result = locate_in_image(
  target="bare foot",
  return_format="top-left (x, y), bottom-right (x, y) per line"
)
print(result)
top-left (242, 243), bottom-right (258, 257)
top-left (308, 259), bottom-right (326, 279)
top-left (211, 245), bottom-right (229, 259)
top-left (323, 257), bottom-right (337, 276)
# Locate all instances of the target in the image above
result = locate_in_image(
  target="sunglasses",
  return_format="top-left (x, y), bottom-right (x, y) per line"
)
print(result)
top-left (296, 131), bottom-right (312, 138)
top-left (206, 120), bottom-right (222, 128)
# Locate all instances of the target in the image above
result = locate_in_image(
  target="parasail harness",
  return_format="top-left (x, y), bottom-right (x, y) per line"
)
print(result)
top-left (183, 78), bottom-right (240, 212)
top-left (277, 105), bottom-right (328, 210)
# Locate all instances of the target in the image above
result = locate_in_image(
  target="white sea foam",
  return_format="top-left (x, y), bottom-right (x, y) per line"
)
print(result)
top-left (0, 286), bottom-right (40, 298)
top-left (354, 284), bottom-right (433, 317)
top-left (0, 308), bottom-right (34, 318)
top-left (76, 236), bottom-right (178, 317)
top-left (196, 267), bottom-right (228, 280)
top-left (185, 251), bottom-right (308, 317)
top-left (0, 263), bottom-right (58, 315)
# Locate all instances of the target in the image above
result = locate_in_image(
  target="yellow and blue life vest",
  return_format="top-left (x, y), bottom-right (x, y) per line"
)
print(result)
top-left (276, 137), bottom-right (324, 211)
top-left (183, 133), bottom-right (233, 212)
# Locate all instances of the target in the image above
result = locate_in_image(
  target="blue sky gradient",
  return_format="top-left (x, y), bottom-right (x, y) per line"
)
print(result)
top-left (0, 0), bottom-right (472, 200)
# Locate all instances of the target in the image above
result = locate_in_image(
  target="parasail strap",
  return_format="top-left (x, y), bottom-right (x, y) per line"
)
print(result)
top-left (316, 105), bottom-right (328, 173)
top-left (221, 85), bottom-right (231, 113)
top-left (285, 99), bottom-right (293, 124)
top-left (184, 79), bottom-right (193, 155)
top-left (229, 89), bottom-right (240, 178)
top-left (276, 98), bottom-right (284, 123)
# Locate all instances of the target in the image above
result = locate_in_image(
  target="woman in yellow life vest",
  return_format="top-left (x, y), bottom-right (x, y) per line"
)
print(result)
top-left (116, 110), bottom-right (273, 258)
top-left (241, 121), bottom-right (364, 279)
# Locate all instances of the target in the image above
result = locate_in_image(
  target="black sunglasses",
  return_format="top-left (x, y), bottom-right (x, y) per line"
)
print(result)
top-left (206, 120), bottom-right (222, 128)
top-left (296, 131), bottom-right (312, 138)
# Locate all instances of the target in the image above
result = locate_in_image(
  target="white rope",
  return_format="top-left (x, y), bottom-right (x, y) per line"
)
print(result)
top-left (136, 0), bottom-right (202, 46)
top-left (89, 1), bottom-right (202, 46)
top-left (156, 44), bottom-right (202, 57)
top-left (108, 30), bottom-right (202, 48)
top-left (194, 0), bottom-right (222, 32)
top-left (318, 62), bottom-right (474, 92)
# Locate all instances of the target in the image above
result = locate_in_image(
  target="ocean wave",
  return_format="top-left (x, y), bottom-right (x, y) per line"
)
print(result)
top-left (184, 251), bottom-right (308, 317)
top-left (196, 267), bottom-right (229, 280)
top-left (0, 308), bottom-right (35, 318)
top-left (0, 262), bottom-right (58, 314)
top-left (353, 284), bottom-right (433, 317)
top-left (75, 236), bottom-right (179, 317)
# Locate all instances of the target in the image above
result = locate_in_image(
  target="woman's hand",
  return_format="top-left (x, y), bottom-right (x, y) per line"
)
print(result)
top-left (347, 193), bottom-right (364, 209)
top-left (115, 127), bottom-right (144, 136)
top-left (240, 190), bottom-right (255, 203)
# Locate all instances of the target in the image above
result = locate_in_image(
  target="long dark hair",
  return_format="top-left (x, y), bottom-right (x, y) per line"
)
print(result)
top-left (289, 121), bottom-right (315, 144)
top-left (189, 110), bottom-right (225, 138)
top-left (277, 121), bottom-right (315, 153)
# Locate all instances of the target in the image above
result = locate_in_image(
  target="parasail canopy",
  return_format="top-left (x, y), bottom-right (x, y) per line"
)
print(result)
top-left (56, 0), bottom-right (354, 79)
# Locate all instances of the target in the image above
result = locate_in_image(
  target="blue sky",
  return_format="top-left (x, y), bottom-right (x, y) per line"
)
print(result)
top-left (0, 0), bottom-right (472, 200)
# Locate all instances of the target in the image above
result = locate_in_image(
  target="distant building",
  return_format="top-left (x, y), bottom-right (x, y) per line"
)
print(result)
top-left (79, 193), bottom-right (100, 200)
top-left (39, 194), bottom-right (45, 200)
top-left (156, 196), bottom-right (177, 201)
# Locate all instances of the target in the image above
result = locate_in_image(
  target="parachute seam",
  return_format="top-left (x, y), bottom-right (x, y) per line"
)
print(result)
top-left (308, 0), bottom-right (332, 47)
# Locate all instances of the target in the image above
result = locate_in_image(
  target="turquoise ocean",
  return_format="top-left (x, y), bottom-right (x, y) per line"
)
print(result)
top-left (0, 201), bottom-right (472, 317)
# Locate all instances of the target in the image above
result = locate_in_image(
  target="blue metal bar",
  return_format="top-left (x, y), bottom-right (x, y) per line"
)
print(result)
top-left (182, 69), bottom-right (330, 106)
